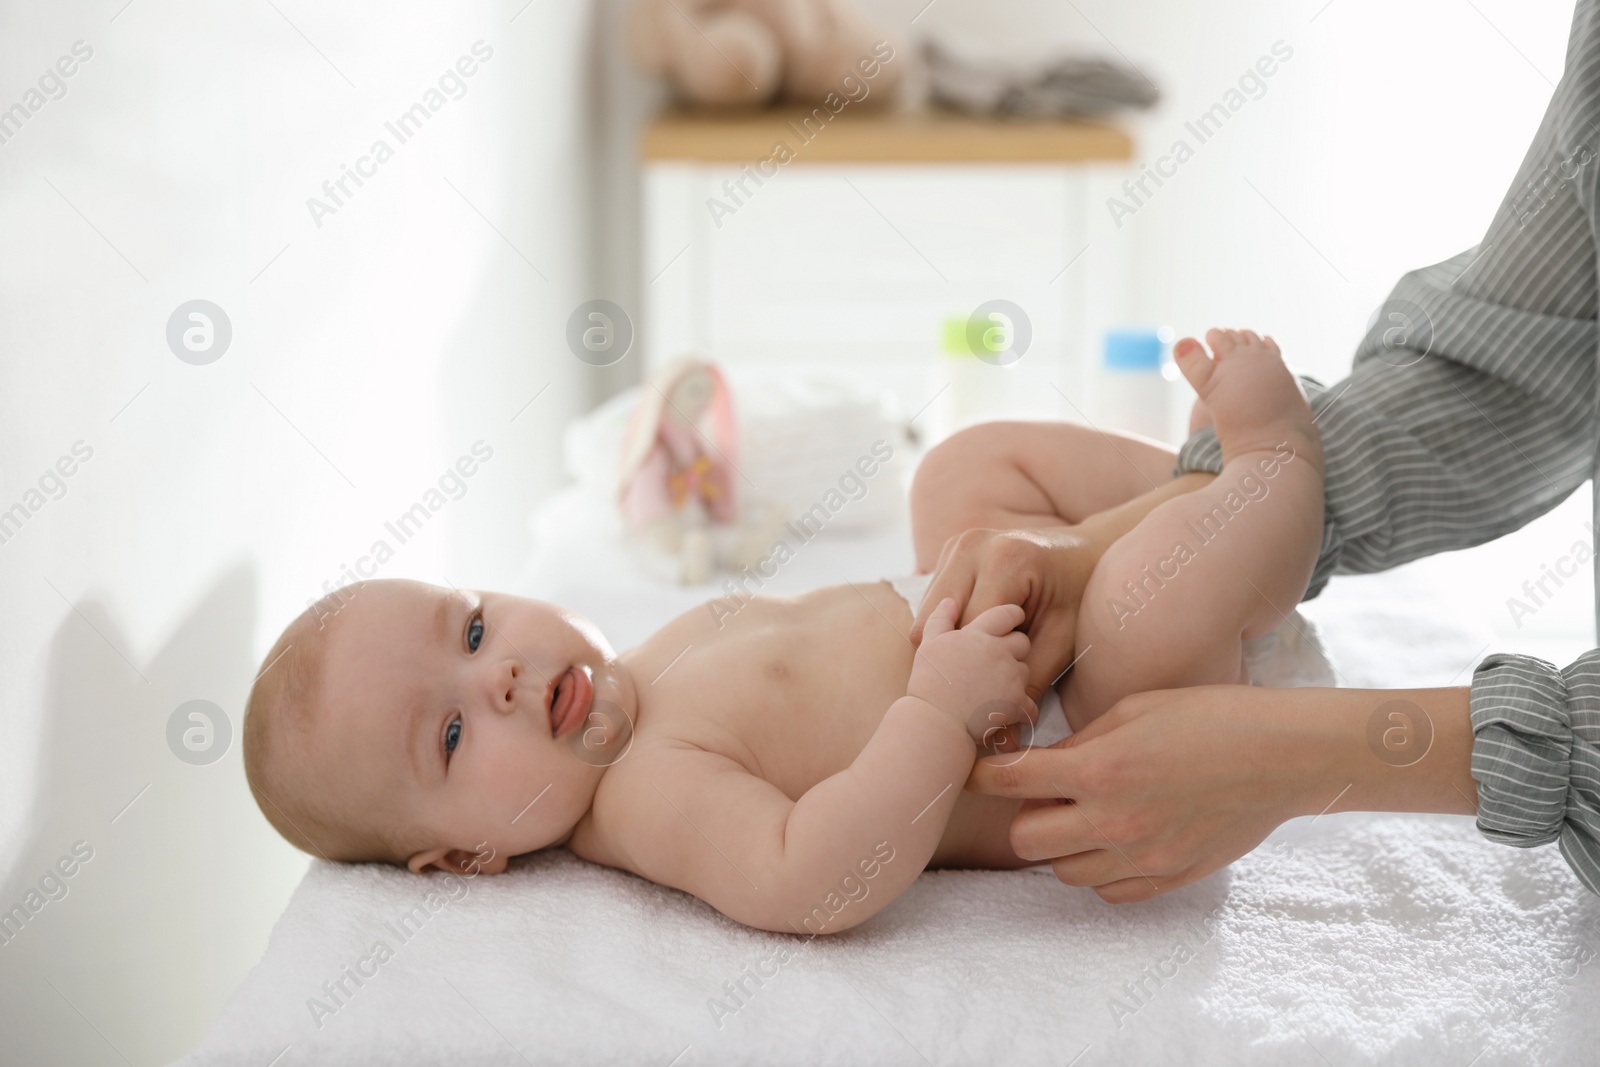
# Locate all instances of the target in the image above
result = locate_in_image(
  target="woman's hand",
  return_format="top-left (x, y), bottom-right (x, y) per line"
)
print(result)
top-left (910, 526), bottom-right (1103, 702)
top-left (966, 684), bottom-right (1478, 903)
top-left (909, 472), bottom-right (1220, 702)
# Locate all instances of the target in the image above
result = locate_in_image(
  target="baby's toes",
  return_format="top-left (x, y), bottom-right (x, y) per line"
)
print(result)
top-left (1263, 334), bottom-right (1281, 357)
top-left (1205, 327), bottom-right (1236, 356)
top-left (1175, 336), bottom-right (1218, 395)
top-left (1239, 329), bottom-right (1262, 347)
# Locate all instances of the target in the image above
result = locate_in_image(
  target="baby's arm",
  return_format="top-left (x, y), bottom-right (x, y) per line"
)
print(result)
top-left (609, 601), bottom-right (1030, 935)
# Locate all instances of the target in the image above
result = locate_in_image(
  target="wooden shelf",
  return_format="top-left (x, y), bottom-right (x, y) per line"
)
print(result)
top-left (642, 107), bottom-right (1132, 164)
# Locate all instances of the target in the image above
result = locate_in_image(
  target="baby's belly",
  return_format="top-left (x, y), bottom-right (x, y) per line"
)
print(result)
top-left (637, 580), bottom-right (1040, 869)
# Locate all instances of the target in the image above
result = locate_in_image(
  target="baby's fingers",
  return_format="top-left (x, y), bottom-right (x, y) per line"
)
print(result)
top-left (1000, 630), bottom-right (1031, 662)
top-left (920, 597), bottom-right (959, 642)
top-left (967, 602), bottom-right (1025, 637)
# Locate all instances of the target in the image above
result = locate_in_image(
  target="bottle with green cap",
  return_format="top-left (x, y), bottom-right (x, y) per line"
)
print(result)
top-left (931, 311), bottom-right (1019, 436)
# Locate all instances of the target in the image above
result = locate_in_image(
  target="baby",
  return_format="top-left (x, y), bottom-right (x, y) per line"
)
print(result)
top-left (244, 328), bottom-right (1323, 934)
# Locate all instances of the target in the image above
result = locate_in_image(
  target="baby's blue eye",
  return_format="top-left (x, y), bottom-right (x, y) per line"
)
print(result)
top-left (444, 716), bottom-right (462, 757)
top-left (467, 615), bottom-right (484, 652)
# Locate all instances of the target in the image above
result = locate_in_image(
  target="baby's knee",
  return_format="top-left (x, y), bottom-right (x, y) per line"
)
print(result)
top-left (912, 423), bottom-right (1026, 508)
top-left (915, 422), bottom-right (1002, 481)
top-left (1079, 530), bottom-right (1251, 697)
top-left (1080, 538), bottom-right (1161, 647)
top-left (1077, 532), bottom-right (1209, 669)
top-left (910, 424), bottom-right (1014, 565)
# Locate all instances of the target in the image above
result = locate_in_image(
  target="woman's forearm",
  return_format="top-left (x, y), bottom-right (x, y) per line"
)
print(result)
top-left (1282, 686), bottom-right (1478, 817)
top-left (968, 682), bottom-right (1482, 903)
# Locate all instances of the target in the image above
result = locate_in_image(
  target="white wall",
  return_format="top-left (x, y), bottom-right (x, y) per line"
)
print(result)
top-left (0, 1), bottom-right (598, 1061)
top-left (866, 0), bottom-right (1577, 385)
top-left (600, 0), bottom-right (1582, 448)
top-left (598, 0), bottom-right (1577, 395)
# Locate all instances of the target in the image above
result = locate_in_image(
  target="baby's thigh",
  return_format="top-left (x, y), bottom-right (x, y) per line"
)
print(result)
top-left (1060, 524), bottom-right (1249, 729)
top-left (915, 421), bottom-right (1174, 516)
top-left (910, 421), bottom-right (1175, 569)
top-left (912, 421), bottom-right (1051, 511)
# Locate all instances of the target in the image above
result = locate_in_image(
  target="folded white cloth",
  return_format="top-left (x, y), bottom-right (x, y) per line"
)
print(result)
top-left (564, 365), bottom-right (911, 536)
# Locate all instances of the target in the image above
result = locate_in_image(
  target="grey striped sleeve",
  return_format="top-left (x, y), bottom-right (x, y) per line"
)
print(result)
top-left (1175, 250), bottom-right (1597, 598)
top-left (1175, 0), bottom-right (1600, 893)
top-left (1471, 652), bottom-right (1600, 893)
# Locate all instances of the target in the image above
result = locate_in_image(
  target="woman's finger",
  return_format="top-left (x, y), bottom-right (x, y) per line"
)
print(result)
top-left (1004, 794), bottom-right (1102, 861)
top-left (967, 734), bottom-right (1094, 798)
top-left (1091, 874), bottom-right (1173, 903)
top-left (911, 536), bottom-right (982, 644)
top-left (1049, 848), bottom-right (1137, 888)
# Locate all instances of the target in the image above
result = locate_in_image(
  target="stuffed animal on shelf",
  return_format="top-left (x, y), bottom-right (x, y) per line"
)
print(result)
top-left (627, 0), bottom-right (903, 109)
top-left (617, 359), bottom-right (741, 585)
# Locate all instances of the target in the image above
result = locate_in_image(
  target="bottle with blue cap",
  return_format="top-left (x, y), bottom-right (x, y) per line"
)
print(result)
top-left (1097, 325), bottom-right (1180, 441)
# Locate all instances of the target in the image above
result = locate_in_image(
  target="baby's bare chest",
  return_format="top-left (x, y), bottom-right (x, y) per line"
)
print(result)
top-left (625, 583), bottom-right (915, 799)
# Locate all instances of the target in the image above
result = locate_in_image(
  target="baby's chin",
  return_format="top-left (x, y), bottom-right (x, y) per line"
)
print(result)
top-left (490, 777), bottom-right (604, 853)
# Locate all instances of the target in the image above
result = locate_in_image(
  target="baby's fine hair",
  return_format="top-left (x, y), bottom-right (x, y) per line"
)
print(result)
top-left (242, 584), bottom-right (417, 866)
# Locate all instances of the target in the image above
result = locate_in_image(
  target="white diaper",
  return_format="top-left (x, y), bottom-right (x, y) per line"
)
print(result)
top-left (1241, 611), bottom-right (1339, 688)
top-left (884, 573), bottom-right (1338, 748)
top-left (888, 572), bottom-right (934, 611)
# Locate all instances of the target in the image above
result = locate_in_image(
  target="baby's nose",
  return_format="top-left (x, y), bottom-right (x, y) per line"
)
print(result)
top-left (497, 661), bottom-right (520, 711)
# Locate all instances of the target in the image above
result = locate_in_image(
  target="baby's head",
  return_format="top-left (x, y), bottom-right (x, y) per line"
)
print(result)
top-left (243, 579), bottom-right (634, 876)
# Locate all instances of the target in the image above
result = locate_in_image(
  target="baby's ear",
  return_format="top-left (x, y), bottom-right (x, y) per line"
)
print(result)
top-left (406, 846), bottom-right (509, 876)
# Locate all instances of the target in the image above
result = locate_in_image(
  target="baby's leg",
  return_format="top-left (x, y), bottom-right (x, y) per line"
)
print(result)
top-left (910, 420), bottom-right (1176, 571)
top-left (1061, 329), bottom-right (1325, 730)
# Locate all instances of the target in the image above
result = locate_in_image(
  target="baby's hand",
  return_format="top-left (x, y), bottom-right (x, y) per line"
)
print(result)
top-left (908, 597), bottom-right (1035, 747)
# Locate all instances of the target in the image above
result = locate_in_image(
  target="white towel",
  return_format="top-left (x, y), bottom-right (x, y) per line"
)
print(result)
top-left (178, 511), bottom-right (1600, 1065)
top-left (176, 811), bottom-right (1600, 1066)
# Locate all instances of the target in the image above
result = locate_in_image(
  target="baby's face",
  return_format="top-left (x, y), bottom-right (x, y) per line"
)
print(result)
top-left (313, 580), bottom-right (631, 872)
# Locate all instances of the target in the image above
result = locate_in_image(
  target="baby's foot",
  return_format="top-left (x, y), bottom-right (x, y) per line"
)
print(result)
top-left (1173, 328), bottom-right (1323, 472)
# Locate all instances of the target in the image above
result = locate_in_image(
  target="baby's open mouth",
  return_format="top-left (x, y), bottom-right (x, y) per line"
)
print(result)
top-left (548, 665), bottom-right (593, 739)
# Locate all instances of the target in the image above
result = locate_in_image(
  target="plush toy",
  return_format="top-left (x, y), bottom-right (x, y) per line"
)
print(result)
top-left (617, 360), bottom-right (741, 584)
top-left (627, 0), bottom-right (903, 109)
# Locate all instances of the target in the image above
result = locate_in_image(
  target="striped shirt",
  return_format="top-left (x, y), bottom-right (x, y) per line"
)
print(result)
top-left (1176, 0), bottom-right (1600, 893)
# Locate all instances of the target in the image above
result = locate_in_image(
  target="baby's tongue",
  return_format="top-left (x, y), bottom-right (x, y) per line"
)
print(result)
top-left (551, 668), bottom-right (575, 729)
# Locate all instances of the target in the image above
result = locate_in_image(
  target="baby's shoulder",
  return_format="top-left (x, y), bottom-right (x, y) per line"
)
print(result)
top-left (592, 735), bottom-right (743, 810)
top-left (578, 738), bottom-right (756, 874)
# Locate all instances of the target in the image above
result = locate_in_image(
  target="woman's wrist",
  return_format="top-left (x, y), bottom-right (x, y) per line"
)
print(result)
top-left (1275, 686), bottom-right (1478, 818)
